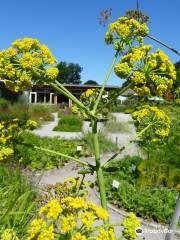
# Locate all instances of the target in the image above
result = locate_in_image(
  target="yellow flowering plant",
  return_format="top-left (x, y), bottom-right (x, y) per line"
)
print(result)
top-left (26, 195), bottom-right (140, 240)
top-left (0, 12), bottom-right (176, 238)
top-left (0, 119), bottom-right (37, 162)
top-left (0, 228), bottom-right (19, 240)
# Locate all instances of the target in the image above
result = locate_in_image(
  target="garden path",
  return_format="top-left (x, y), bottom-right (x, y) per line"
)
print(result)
top-left (33, 112), bottom-right (179, 240)
top-left (33, 113), bottom-right (82, 139)
top-left (33, 112), bottom-right (142, 158)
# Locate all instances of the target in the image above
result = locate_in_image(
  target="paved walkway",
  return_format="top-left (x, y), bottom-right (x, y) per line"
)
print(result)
top-left (32, 112), bottom-right (179, 240)
top-left (33, 113), bottom-right (82, 139)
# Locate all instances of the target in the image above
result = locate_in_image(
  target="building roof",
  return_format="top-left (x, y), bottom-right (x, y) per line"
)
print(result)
top-left (121, 88), bottom-right (136, 96)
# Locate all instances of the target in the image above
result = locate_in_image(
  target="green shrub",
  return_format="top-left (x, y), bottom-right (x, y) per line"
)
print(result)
top-left (53, 114), bottom-right (82, 132)
top-left (104, 156), bottom-right (178, 223)
top-left (105, 179), bottom-right (177, 223)
top-left (0, 98), bottom-right (10, 110)
top-left (29, 104), bottom-right (54, 125)
top-left (112, 104), bottom-right (127, 113)
top-left (0, 164), bottom-right (37, 236)
top-left (29, 104), bottom-right (58, 113)
top-left (0, 103), bottom-right (29, 121)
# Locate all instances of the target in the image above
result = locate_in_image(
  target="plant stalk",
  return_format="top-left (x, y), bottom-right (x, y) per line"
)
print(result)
top-left (93, 51), bottom-right (119, 114)
top-left (147, 35), bottom-right (180, 56)
top-left (91, 120), bottom-right (108, 223)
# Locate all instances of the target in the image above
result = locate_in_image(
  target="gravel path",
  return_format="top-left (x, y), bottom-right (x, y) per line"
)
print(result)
top-left (32, 112), bottom-right (179, 240)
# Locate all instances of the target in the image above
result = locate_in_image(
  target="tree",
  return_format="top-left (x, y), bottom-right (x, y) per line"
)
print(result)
top-left (174, 61), bottom-right (180, 91)
top-left (56, 61), bottom-right (82, 84)
top-left (84, 80), bottom-right (98, 85)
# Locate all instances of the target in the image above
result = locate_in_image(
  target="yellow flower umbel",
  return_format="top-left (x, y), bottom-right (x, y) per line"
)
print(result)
top-left (132, 106), bottom-right (171, 141)
top-left (96, 227), bottom-right (116, 240)
top-left (105, 16), bottom-right (149, 51)
top-left (39, 199), bottom-right (63, 220)
top-left (45, 68), bottom-right (59, 81)
top-left (61, 214), bottom-right (76, 233)
top-left (0, 38), bottom-right (58, 92)
top-left (114, 45), bottom-right (176, 97)
top-left (76, 88), bottom-right (110, 119)
top-left (0, 118), bottom-right (41, 163)
top-left (27, 195), bottom-right (112, 240)
top-left (27, 218), bottom-right (46, 240)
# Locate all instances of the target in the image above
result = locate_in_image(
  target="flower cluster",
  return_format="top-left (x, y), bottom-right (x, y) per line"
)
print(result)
top-left (27, 196), bottom-right (112, 240)
top-left (0, 38), bottom-right (59, 92)
top-left (72, 88), bottom-right (110, 118)
top-left (0, 147), bottom-right (14, 161)
top-left (105, 16), bottom-right (149, 51)
top-left (121, 212), bottom-right (141, 240)
top-left (0, 119), bottom-right (37, 162)
top-left (132, 106), bottom-right (171, 141)
top-left (42, 177), bottom-right (93, 206)
top-left (27, 192), bottom-right (140, 240)
top-left (114, 45), bottom-right (176, 96)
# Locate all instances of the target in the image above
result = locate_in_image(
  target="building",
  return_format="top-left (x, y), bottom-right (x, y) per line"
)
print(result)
top-left (27, 84), bottom-right (119, 107)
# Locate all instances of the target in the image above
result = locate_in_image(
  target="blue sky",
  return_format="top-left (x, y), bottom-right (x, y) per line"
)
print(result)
top-left (0, 0), bottom-right (179, 86)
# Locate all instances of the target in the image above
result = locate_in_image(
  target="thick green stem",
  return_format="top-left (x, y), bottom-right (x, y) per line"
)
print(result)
top-left (91, 120), bottom-right (108, 223)
top-left (93, 51), bottom-right (119, 114)
top-left (50, 82), bottom-right (95, 119)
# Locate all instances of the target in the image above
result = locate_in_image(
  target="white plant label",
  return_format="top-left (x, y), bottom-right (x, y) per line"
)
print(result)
top-left (77, 146), bottom-right (82, 151)
top-left (112, 180), bottom-right (120, 189)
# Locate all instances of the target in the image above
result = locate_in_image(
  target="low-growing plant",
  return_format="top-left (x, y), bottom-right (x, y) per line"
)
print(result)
top-left (17, 132), bottom-right (89, 169)
top-left (0, 98), bottom-right (10, 110)
top-left (104, 156), bottom-right (178, 223)
top-left (53, 114), bottom-right (82, 132)
top-left (29, 104), bottom-right (55, 125)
